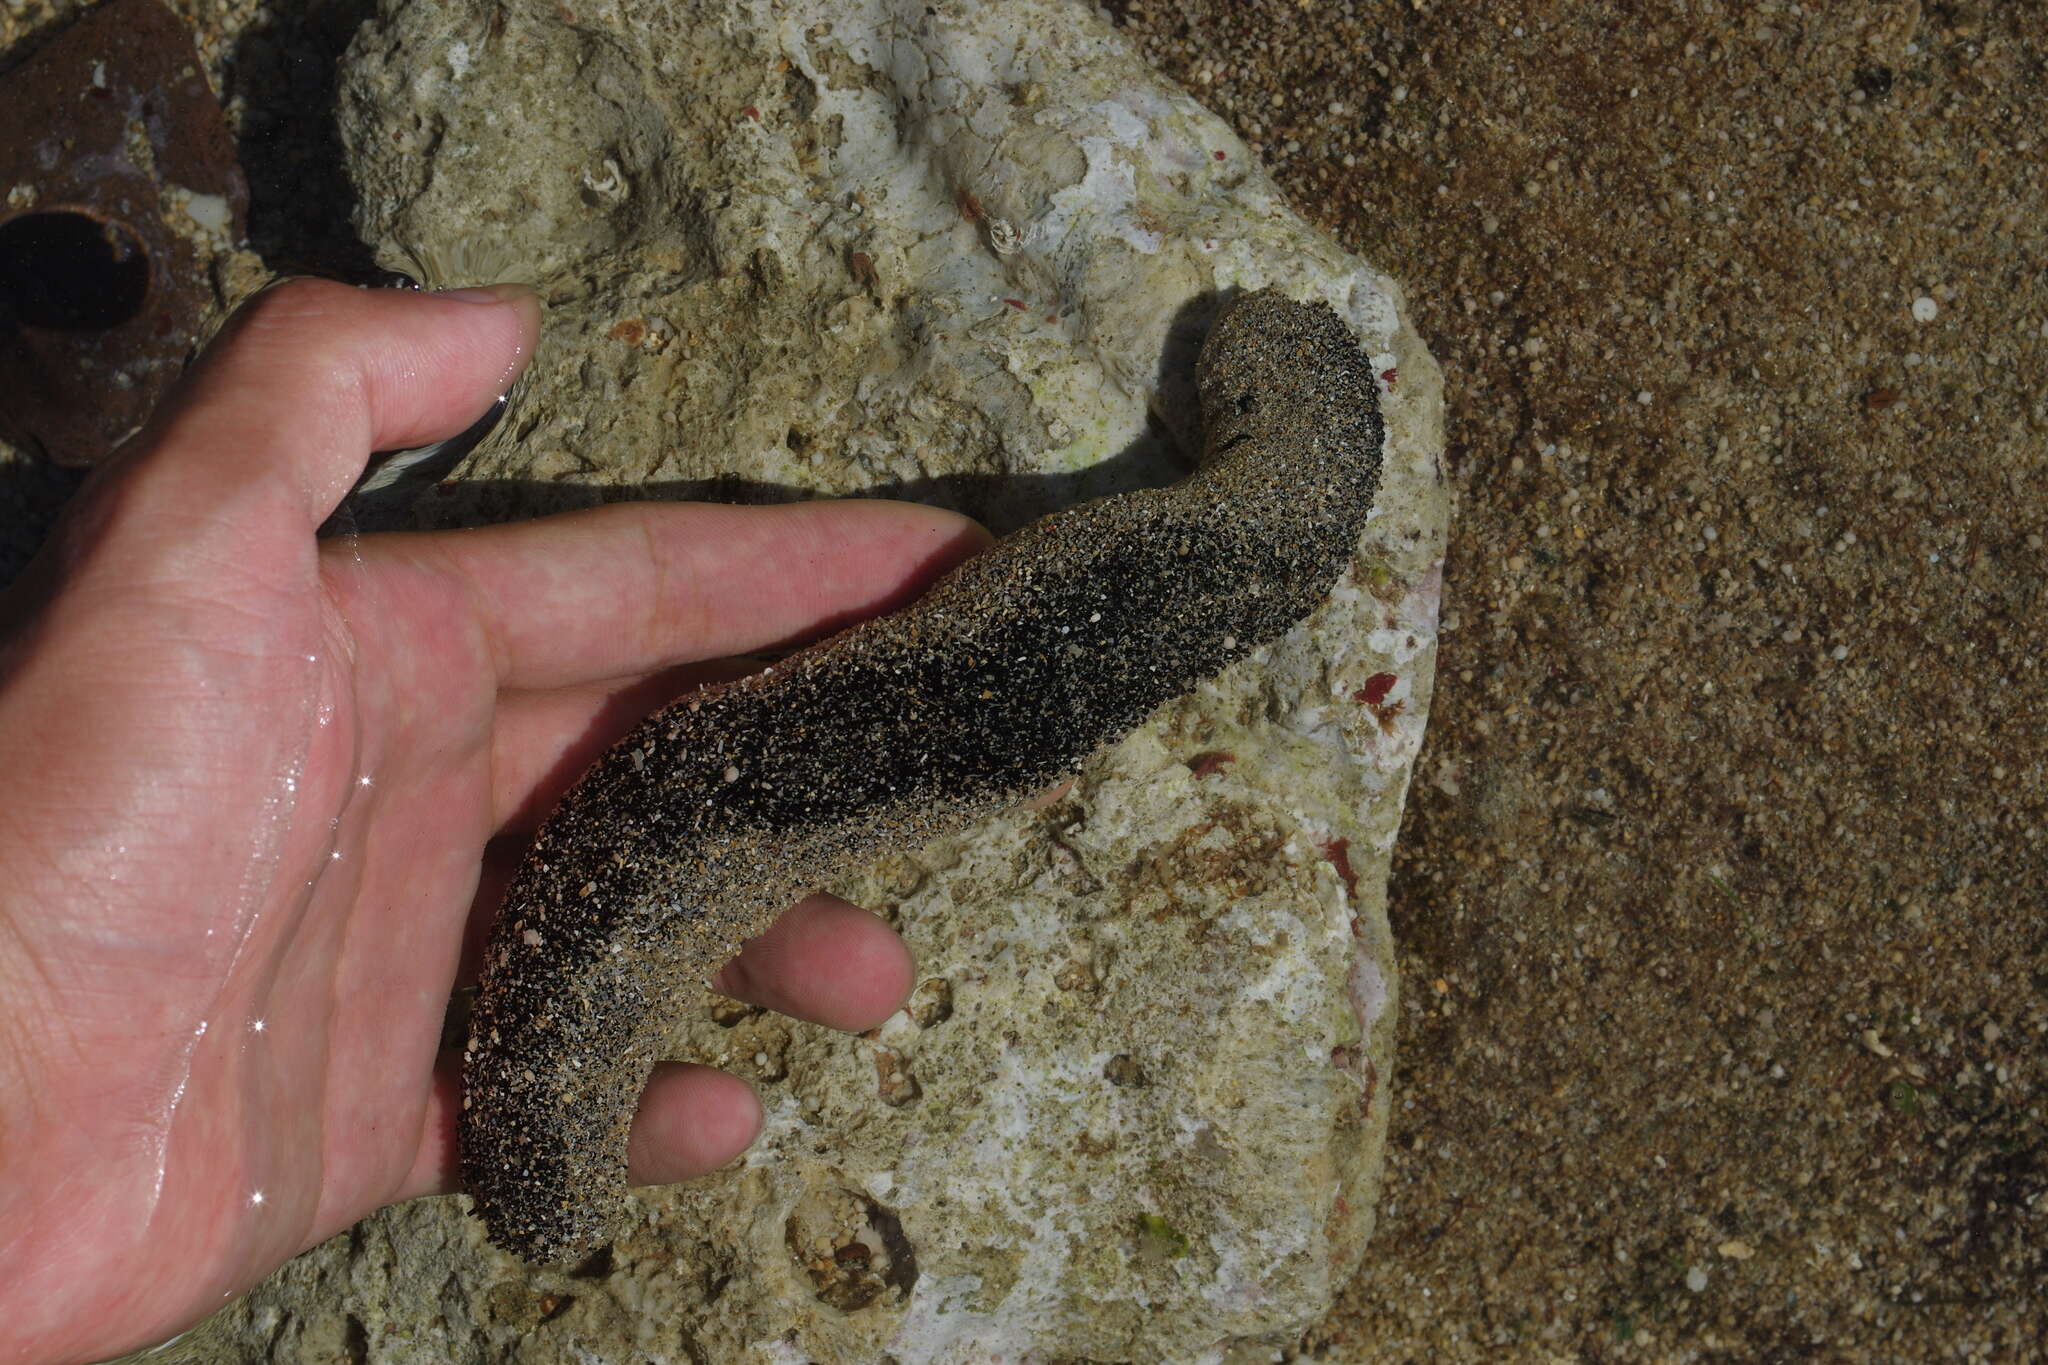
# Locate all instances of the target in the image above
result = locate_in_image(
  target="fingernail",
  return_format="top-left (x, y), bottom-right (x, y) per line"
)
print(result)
top-left (432, 281), bottom-right (538, 305)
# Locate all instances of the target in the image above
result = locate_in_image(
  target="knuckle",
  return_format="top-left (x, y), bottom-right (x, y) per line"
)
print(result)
top-left (227, 277), bottom-right (371, 409)
top-left (240, 274), bottom-right (359, 334)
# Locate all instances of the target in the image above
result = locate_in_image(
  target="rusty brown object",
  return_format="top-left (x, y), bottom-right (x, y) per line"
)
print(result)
top-left (0, 0), bottom-right (247, 465)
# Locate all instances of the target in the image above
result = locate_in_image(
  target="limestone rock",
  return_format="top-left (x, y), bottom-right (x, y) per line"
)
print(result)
top-left (163, 0), bottom-right (1446, 1360)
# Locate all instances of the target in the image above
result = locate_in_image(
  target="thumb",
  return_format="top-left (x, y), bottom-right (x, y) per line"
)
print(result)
top-left (93, 277), bottom-right (541, 539)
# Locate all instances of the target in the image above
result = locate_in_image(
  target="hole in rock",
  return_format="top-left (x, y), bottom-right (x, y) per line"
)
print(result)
top-left (0, 211), bottom-right (151, 331)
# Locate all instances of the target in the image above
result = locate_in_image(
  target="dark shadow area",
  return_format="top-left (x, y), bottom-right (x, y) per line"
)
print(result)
top-left (0, 458), bottom-right (87, 585)
top-left (349, 288), bottom-right (1235, 539)
top-left (225, 0), bottom-right (383, 280)
top-left (0, 13), bottom-right (96, 584)
top-left (374, 459), bottom-right (1178, 541)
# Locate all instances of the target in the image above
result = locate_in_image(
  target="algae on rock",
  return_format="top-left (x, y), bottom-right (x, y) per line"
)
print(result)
top-left (174, 0), bottom-right (1447, 1361)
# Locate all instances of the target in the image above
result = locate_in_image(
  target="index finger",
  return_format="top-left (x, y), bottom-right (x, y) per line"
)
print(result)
top-left (366, 497), bottom-right (990, 689)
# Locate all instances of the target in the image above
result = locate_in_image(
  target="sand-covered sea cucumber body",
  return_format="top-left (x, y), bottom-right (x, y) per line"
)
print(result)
top-left (459, 290), bottom-right (1385, 1262)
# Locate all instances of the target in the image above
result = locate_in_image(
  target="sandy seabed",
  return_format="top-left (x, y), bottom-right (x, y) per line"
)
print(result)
top-left (3, 1), bottom-right (2041, 1360)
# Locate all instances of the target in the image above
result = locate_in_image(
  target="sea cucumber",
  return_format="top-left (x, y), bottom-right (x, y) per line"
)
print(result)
top-left (459, 288), bottom-right (1385, 1262)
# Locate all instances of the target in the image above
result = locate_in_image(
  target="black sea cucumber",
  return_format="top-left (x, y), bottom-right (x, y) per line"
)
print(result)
top-left (459, 289), bottom-right (1385, 1262)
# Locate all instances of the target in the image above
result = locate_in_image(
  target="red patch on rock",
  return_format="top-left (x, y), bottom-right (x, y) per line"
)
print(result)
top-left (1354, 672), bottom-right (1397, 706)
top-left (1353, 673), bottom-right (1406, 734)
top-left (1321, 838), bottom-right (1358, 896)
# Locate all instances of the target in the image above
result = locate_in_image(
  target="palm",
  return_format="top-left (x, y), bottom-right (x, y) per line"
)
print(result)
top-left (0, 280), bottom-right (980, 1365)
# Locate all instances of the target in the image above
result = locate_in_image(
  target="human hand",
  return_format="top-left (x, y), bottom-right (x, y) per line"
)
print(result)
top-left (0, 279), bottom-right (986, 1365)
